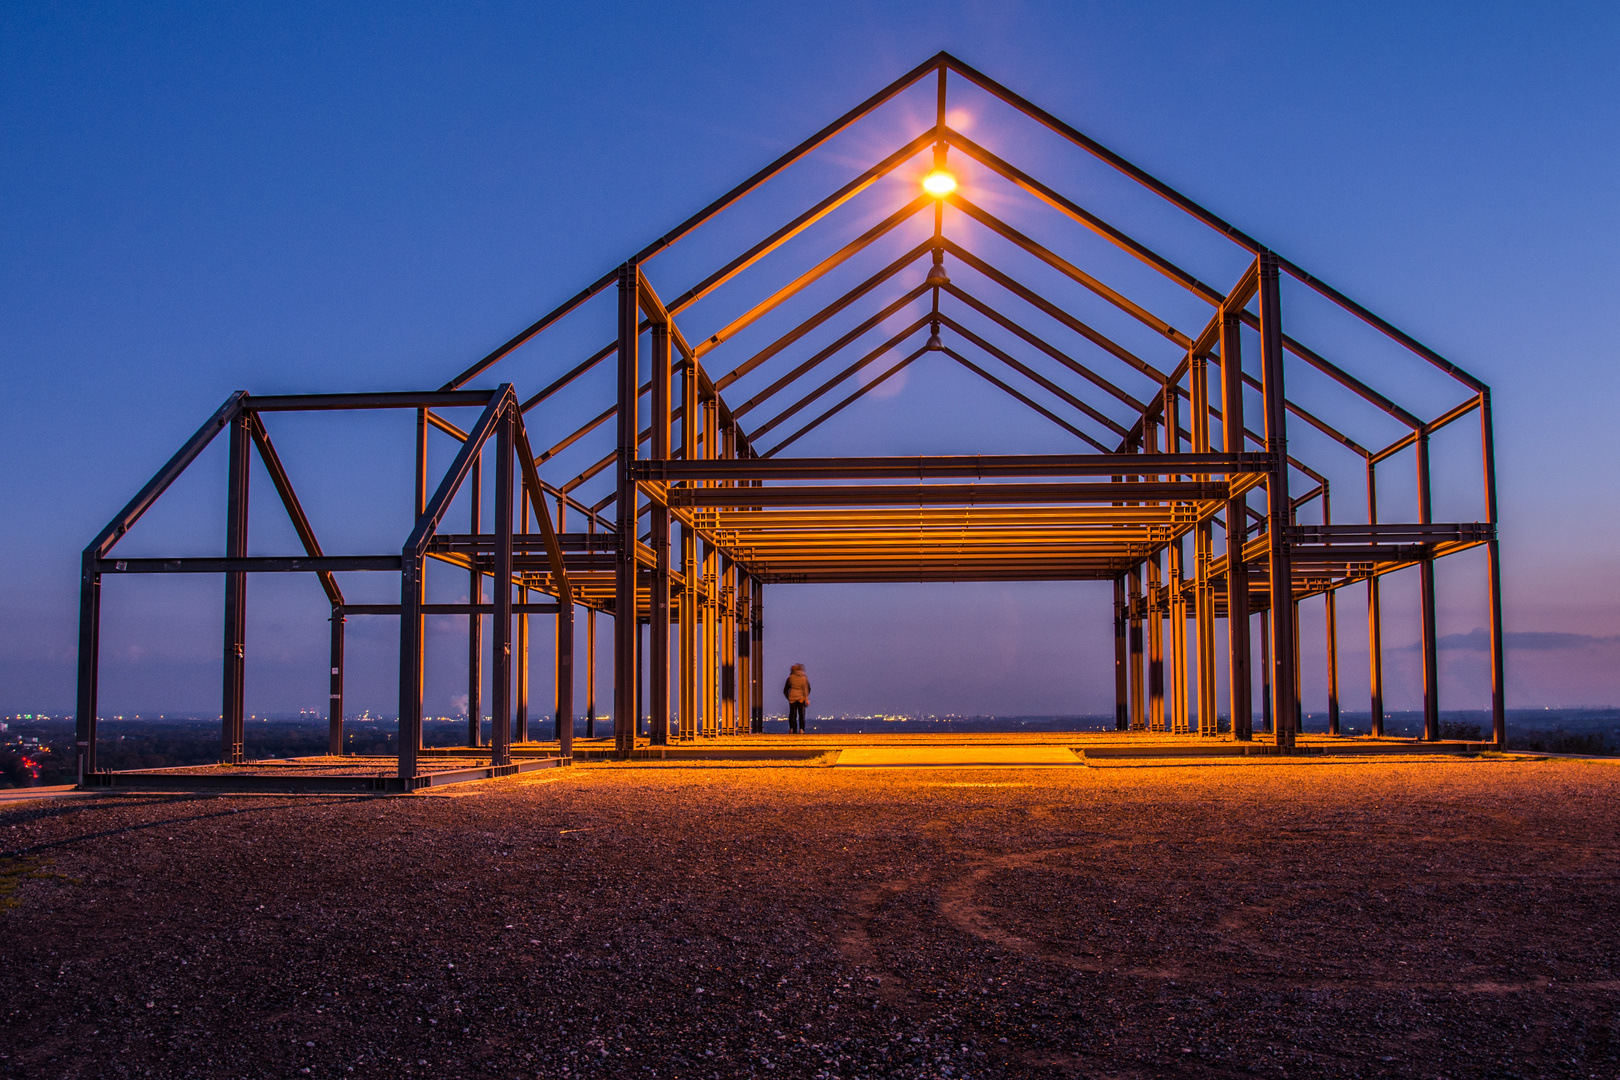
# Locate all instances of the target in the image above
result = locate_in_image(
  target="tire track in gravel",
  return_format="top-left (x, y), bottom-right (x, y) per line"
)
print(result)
top-left (929, 845), bottom-right (1620, 996)
top-left (836, 875), bottom-right (933, 1007)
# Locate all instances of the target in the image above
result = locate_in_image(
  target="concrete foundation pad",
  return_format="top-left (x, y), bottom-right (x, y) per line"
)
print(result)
top-left (833, 745), bottom-right (1084, 767)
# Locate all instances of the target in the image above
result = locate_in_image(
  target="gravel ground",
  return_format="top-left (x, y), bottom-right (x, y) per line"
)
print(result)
top-left (2, 756), bottom-right (1618, 1079)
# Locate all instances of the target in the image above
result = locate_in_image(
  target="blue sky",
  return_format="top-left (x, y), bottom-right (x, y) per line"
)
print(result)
top-left (2, 1), bottom-right (1617, 719)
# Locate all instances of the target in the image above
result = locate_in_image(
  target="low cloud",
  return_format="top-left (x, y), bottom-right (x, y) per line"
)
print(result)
top-left (1431, 629), bottom-right (1620, 652)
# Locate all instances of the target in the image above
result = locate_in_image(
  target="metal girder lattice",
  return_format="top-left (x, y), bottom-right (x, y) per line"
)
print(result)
top-left (75, 52), bottom-right (1504, 775)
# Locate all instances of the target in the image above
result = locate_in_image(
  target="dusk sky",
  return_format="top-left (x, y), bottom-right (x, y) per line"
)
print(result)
top-left (3, 2), bottom-right (1617, 721)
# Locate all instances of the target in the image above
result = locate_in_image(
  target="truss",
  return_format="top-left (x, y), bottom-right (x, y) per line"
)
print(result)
top-left (74, 53), bottom-right (1505, 778)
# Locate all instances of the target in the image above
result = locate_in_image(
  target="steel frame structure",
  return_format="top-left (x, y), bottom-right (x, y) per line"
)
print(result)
top-left (75, 53), bottom-right (1504, 777)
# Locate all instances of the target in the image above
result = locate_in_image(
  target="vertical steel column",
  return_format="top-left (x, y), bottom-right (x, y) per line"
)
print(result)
top-left (328, 612), bottom-right (345, 755)
top-left (737, 578), bottom-right (751, 735)
top-left (1112, 575), bottom-right (1128, 731)
top-left (1164, 518), bottom-right (1183, 733)
top-left (1324, 590), bottom-right (1340, 736)
top-left (1192, 352), bottom-right (1218, 737)
top-left (555, 495), bottom-right (574, 756)
top-left (586, 606), bottom-right (597, 740)
top-left (1145, 423), bottom-right (1165, 733)
top-left (701, 537), bottom-right (715, 736)
top-left (1127, 565), bottom-right (1144, 730)
top-left (677, 582), bottom-right (693, 744)
top-left (613, 264), bottom-right (640, 759)
top-left (1416, 427), bottom-right (1440, 741)
top-left (1258, 253), bottom-right (1296, 751)
top-left (1220, 309), bottom-right (1252, 741)
top-left (556, 601), bottom-right (574, 753)
top-left (1366, 462), bottom-right (1384, 737)
top-left (491, 405), bottom-right (514, 768)
top-left (587, 517), bottom-right (597, 740)
top-left (74, 553), bottom-right (101, 781)
top-left (221, 412), bottom-right (250, 765)
top-left (515, 490), bottom-right (529, 745)
top-left (751, 578), bottom-right (765, 732)
top-left (680, 361), bottom-right (699, 741)
top-left (415, 409), bottom-right (429, 517)
top-left (721, 557), bottom-right (736, 735)
top-left (1291, 599), bottom-right (1304, 738)
top-left (636, 620), bottom-right (646, 738)
top-left (727, 562), bottom-right (738, 734)
top-left (649, 321), bottom-right (672, 746)
top-left (398, 555), bottom-right (424, 781)
top-left (1165, 393), bottom-right (1187, 734)
top-left (467, 459), bottom-right (483, 747)
top-left (1195, 538), bottom-right (1216, 735)
top-left (1323, 486), bottom-right (1340, 737)
top-left (1259, 614), bottom-right (1273, 734)
top-left (1176, 569), bottom-right (1191, 732)
top-left (401, 406), bottom-right (429, 781)
top-left (1479, 391), bottom-right (1506, 747)
top-left (702, 398), bottom-right (718, 737)
top-left (720, 421), bottom-right (736, 736)
top-left (1171, 386), bottom-right (1191, 735)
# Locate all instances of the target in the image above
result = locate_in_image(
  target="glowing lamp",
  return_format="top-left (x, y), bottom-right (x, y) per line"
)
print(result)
top-left (922, 169), bottom-right (957, 196)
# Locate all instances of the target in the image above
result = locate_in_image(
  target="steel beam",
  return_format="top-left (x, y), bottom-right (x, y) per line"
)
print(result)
top-left (614, 265), bottom-right (640, 759)
top-left (1417, 429), bottom-right (1439, 741)
top-left (752, 578), bottom-right (765, 731)
top-left (1128, 565), bottom-right (1144, 731)
top-left (634, 453), bottom-right (1263, 482)
top-left (468, 459), bottom-right (483, 747)
top-left (1113, 575), bottom-right (1128, 730)
top-left (1258, 255), bottom-right (1296, 749)
top-left (221, 413), bottom-right (249, 765)
top-left (329, 612), bottom-right (344, 755)
top-left (1222, 300), bottom-right (1254, 740)
top-left (666, 481), bottom-right (1228, 508)
top-left (250, 390), bottom-right (496, 412)
top-left (74, 554), bottom-right (101, 780)
top-left (649, 321), bottom-right (673, 745)
top-left (492, 407), bottom-right (515, 766)
top-left (1480, 392), bottom-right (1506, 747)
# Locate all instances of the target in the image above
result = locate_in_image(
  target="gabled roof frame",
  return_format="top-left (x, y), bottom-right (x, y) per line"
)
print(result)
top-left (74, 53), bottom-right (1505, 779)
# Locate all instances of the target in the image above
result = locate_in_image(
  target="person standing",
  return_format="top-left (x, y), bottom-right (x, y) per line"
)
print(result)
top-left (783, 663), bottom-right (811, 734)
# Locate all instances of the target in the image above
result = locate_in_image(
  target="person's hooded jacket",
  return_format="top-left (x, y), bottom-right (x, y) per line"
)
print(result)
top-left (783, 666), bottom-right (811, 704)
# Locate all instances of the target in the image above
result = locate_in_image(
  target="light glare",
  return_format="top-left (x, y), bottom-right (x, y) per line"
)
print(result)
top-left (922, 169), bottom-right (956, 196)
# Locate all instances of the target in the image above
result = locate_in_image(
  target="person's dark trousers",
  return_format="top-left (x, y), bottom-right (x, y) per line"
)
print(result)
top-left (788, 701), bottom-right (806, 734)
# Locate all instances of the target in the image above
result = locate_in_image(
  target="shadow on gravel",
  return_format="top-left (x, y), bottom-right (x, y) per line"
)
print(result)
top-left (0, 794), bottom-right (364, 861)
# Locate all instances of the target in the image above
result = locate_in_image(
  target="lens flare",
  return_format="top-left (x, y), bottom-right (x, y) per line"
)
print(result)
top-left (922, 169), bottom-right (957, 196)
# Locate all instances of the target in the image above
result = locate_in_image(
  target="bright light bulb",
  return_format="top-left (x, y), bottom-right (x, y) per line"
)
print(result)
top-left (922, 169), bottom-right (957, 196)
